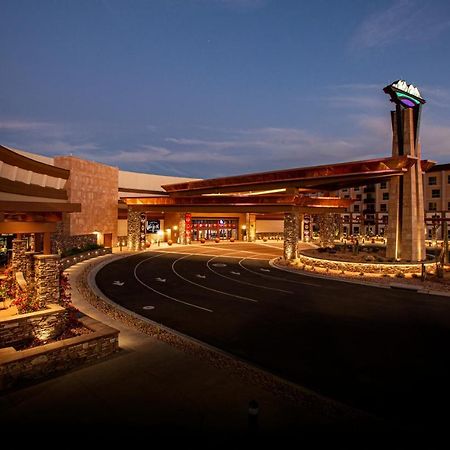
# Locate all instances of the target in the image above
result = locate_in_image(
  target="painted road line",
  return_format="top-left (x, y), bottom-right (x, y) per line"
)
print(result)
top-left (134, 253), bottom-right (213, 313)
top-left (172, 254), bottom-right (258, 303)
top-left (238, 258), bottom-right (321, 288)
top-left (206, 255), bottom-right (293, 294)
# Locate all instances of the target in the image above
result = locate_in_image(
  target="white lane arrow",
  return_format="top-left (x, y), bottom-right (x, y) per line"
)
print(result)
top-left (113, 280), bottom-right (124, 286)
top-left (230, 271), bottom-right (241, 276)
top-left (212, 263), bottom-right (227, 267)
top-left (196, 274), bottom-right (206, 279)
top-left (260, 268), bottom-right (271, 272)
top-left (155, 277), bottom-right (166, 283)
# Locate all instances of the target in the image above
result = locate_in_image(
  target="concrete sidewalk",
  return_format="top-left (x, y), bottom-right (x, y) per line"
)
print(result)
top-left (0, 255), bottom-right (377, 434)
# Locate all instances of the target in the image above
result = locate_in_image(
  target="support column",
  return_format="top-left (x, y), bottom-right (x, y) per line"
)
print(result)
top-left (246, 213), bottom-right (256, 242)
top-left (127, 206), bottom-right (141, 251)
top-left (43, 232), bottom-right (51, 255)
top-left (283, 212), bottom-right (299, 260)
top-left (178, 213), bottom-right (187, 245)
top-left (25, 251), bottom-right (38, 283)
top-left (34, 254), bottom-right (60, 308)
top-left (11, 239), bottom-right (27, 273)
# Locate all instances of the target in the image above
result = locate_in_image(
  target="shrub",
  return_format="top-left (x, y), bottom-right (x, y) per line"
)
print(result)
top-left (395, 272), bottom-right (405, 278)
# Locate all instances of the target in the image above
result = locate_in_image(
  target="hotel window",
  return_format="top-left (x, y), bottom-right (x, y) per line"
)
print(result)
top-left (356, 194), bottom-right (362, 200)
top-left (354, 187), bottom-right (360, 191)
top-left (448, 202), bottom-right (450, 211)
top-left (342, 189), bottom-right (348, 192)
top-left (382, 192), bottom-right (389, 200)
top-left (428, 176), bottom-right (437, 185)
top-left (354, 204), bottom-right (360, 212)
top-left (432, 189), bottom-right (440, 198)
top-left (429, 202), bottom-right (437, 211)
top-left (448, 175), bottom-right (450, 184)
top-left (380, 181), bottom-right (387, 189)
top-left (344, 194), bottom-right (350, 199)
top-left (380, 203), bottom-right (387, 212)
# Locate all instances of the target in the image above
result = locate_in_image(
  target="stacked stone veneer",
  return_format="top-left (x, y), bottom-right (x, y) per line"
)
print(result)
top-left (298, 252), bottom-right (435, 275)
top-left (34, 255), bottom-right (60, 308)
top-left (284, 212), bottom-right (299, 260)
top-left (51, 222), bottom-right (97, 255)
top-left (25, 251), bottom-right (37, 283)
top-left (127, 207), bottom-right (141, 251)
top-left (0, 304), bottom-right (67, 347)
top-left (0, 316), bottom-right (119, 391)
top-left (11, 240), bottom-right (27, 274)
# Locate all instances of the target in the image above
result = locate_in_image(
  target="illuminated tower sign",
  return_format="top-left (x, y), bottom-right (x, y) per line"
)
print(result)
top-left (383, 79), bottom-right (426, 261)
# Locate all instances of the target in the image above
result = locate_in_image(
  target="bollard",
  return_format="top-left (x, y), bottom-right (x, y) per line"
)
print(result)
top-left (248, 400), bottom-right (259, 432)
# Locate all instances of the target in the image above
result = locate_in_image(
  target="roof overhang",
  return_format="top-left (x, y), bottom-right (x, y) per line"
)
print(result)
top-left (162, 156), bottom-right (423, 196)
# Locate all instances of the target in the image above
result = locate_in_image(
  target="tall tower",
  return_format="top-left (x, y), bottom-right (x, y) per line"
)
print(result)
top-left (384, 80), bottom-right (426, 261)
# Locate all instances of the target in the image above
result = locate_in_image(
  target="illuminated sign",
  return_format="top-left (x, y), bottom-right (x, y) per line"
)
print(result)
top-left (383, 79), bottom-right (426, 108)
top-left (146, 220), bottom-right (160, 234)
top-left (185, 213), bottom-right (192, 242)
top-left (139, 213), bottom-right (146, 250)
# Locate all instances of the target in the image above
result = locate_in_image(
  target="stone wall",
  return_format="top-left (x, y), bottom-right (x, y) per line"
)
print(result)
top-left (54, 155), bottom-right (118, 247)
top-left (298, 252), bottom-right (436, 275)
top-left (34, 255), bottom-right (60, 308)
top-left (51, 222), bottom-right (97, 255)
top-left (0, 304), bottom-right (67, 347)
top-left (284, 212), bottom-right (299, 260)
top-left (0, 316), bottom-right (119, 391)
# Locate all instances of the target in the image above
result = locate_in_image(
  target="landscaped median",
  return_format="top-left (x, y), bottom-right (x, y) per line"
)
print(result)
top-left (0, 315), bottom-right (118, 390)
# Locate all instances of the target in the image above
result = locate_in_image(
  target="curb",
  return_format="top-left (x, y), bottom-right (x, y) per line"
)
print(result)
top-left (270, 258), bottom-right (450, 298)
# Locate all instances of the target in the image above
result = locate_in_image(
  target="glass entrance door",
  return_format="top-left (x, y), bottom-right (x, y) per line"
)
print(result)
top-left (192, 218), bottom-right (238, 241)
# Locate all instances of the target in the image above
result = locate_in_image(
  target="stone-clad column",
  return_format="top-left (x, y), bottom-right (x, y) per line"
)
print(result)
top-left (178, 214), bottom-right (186, 245)
top-left (34, 255), bottom-right (60, 308)
top-left (245, 213), bottom-right (256, 242)
top-left (127, 206), bottom-right (141, 251)
top-left (25, 251), bottom-right (38, 283)
top-left (283, 212), bottom-right (299, 260)
top-left (11, 239), bottom-right (27, 273)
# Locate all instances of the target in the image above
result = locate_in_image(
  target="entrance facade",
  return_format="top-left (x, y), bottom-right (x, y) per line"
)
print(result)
top-left (192, 218), bottom-right (238, 241)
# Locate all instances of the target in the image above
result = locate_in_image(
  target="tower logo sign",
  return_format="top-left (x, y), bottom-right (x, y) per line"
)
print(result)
top-left (384, 79), bottom-right (426, 108)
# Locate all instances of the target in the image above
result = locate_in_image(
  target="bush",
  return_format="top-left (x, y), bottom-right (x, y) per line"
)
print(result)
top-left (395, 272), bottom-right (405, 278)
top-left (61, 243), bottom-right (103, 258)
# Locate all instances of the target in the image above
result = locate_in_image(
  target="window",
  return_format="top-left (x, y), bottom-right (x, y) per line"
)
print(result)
top-left (353, 204), bottom-right (360, 212)
top-left (353, 227), bottom-right (360, 234)
top-left (382, 192), bottom-right (389, 200)
top-left (429, 202), bottom-right (437, 211)
top-left (429, 176), bottom-right (437, 185)
top-left (380, 203), bottom-right (387, 212)
top-left (356, 194), bottom-right (362, 200)
top-left (432, 189), bottom-right (440, 198)
top-left (342, 188), bottom-right (348, 192)
top-left (448, 175), bottom-right (450, 184)
top-left (448, 202), bottom-right (450, 211)
top-left (344, 194), bottom-right (350, 199)
top-left (380, 181), bottom-right (387, 189)
top-left (354, 187), bottom-right (360, 191)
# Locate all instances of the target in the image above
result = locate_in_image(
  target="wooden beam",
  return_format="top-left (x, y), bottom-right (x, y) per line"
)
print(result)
top-left (0, 201), bottom-right (81, 213)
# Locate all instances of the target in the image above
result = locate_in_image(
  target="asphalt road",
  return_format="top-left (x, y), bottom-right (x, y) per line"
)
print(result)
top-left (96, 243), bottom-right (450, 429)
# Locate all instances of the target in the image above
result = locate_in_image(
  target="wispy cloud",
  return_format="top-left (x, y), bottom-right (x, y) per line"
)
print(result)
top-left (350, 0), bottom-right (450, 49)
top-left (0, 120), bottom-right (55, 131)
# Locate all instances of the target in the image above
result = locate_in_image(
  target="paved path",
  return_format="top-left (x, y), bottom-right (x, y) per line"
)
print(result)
top-left (0, 252), bottom-right (367, 434)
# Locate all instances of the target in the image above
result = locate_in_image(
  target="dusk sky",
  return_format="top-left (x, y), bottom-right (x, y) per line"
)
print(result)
top-left (1, 0), bottom-right (450, 178)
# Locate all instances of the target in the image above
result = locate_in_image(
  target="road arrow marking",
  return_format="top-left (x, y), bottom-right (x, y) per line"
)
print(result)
top-left (260, 268), bottom-right (271, 272)
top-left (113, 280), bottom-right (124, 286)
top-left (196, 274), bottom-right (206, 279)
top-left (155, 277), bottom-right (166, 283)
top-left (230, 271), bottom-right (241, 275)
top-left (212, 263), bottom-right (227, 267)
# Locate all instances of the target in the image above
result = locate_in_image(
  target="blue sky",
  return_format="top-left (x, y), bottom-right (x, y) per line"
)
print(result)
top-left (1, 0), bottom-right (450, 177)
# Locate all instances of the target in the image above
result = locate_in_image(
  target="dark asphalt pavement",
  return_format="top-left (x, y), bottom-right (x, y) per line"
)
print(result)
top-left (96, 249), bottom-right (450, 429)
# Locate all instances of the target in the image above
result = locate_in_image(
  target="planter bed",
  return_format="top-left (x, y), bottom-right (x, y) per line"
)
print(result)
top-left (0, 315), bottom-right (119, 391)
